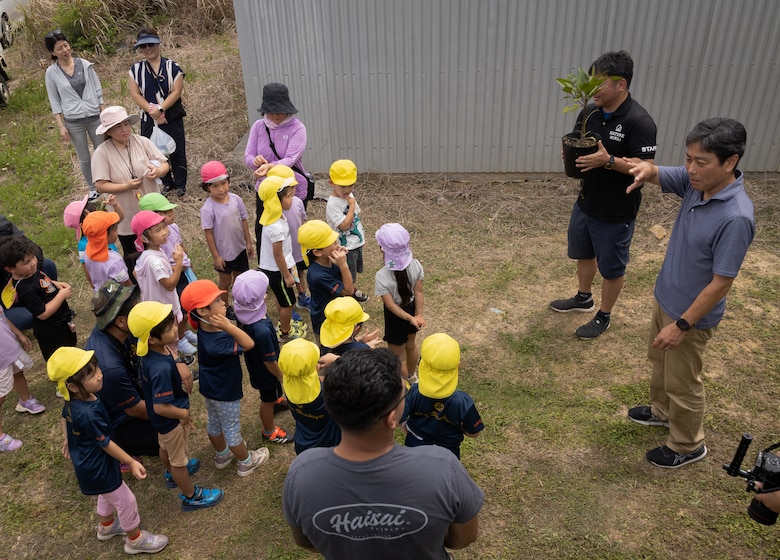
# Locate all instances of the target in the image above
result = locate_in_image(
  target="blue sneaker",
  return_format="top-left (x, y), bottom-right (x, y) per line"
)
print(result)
top-left (296, 293), bottom-right (312, 311)
top-left (291, 309), bottom-right (304, 323)
top-left (179, 486), bottom-right (224, 511)
top-left (163, 457), bottom-right (201, 488)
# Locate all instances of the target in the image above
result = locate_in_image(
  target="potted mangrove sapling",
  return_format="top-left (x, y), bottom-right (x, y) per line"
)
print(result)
top-left (557, 68), bottom-right (609, 178)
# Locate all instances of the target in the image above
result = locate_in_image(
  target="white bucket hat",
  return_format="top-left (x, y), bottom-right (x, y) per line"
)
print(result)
top-left (96, 106), bottom-right (140, 135)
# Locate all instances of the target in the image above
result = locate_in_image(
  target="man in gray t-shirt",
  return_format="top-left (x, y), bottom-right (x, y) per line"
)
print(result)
top-left (283, 348), bottom-right (484, 559)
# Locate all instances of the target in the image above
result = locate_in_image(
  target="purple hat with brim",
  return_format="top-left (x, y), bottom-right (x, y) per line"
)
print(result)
top-left (232, 270), bottom-right (269, 324)
top-left (375, 223), bottom-right (413, 271)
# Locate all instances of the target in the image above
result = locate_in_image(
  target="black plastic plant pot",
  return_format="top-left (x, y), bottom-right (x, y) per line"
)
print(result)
top-left (562, 132), bottom-right (600, 178)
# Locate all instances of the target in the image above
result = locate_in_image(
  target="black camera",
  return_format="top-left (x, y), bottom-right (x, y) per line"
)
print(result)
top-left (723, 433), bottom-right (780, 525)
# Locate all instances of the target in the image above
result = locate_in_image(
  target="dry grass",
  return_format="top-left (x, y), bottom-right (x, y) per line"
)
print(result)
top-left (3, 18), bottom-right (780, 560)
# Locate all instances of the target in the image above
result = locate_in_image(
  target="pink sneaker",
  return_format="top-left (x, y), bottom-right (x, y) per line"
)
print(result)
top-left (0, 433), bottom-right (22, 452)
top-left (16, 397), bottom-right (45, 414)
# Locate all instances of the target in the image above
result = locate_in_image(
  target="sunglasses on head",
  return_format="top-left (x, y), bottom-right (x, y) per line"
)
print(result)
top-left (46, 29), bottom-right (62, 39)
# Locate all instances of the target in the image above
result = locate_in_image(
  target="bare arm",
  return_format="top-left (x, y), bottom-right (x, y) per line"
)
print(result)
top-left (337, 196), bottom-right (357, 231)
top-left (123, 400), bottom-right (150, 420)
top-left (443, 515), bottom-right (480, 549)
top-left (103, 440), bottom-right (147, 480)
top-left (158, 245), bottom-right (184, 291)
top-left (329, 246), bottom-right (355, 295)
top-left (209, 314), bottom-right (255, 351)
top-left (264, 360), bottom-right (283, 382)
top-left (241, 219), bottom-right (255, 258)
top-left (273, 241), bottom-right (295, 287)
top-left (37, 282), bottom-right (72, 320)
top-left (204, 229), bottom-right (225, 271)
top-left (652, 274), bottom-right (735, 351)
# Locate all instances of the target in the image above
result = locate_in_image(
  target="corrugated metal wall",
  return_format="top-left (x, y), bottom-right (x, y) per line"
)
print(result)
top-left (234, 0), bottom-right (780, 173)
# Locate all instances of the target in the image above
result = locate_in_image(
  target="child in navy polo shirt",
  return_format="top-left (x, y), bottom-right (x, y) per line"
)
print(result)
top-left (47, 347), bottom-right (168, 554)
top-left (401, 333), bottom-right (484, 459)
top-left (128, 301), bottom-right (223, 510)
top-left (231, 270), bottom-right (293, 444)
top-left (297, 220), bottom-right (357, 340)
top-left (279, 338), bottom-right (341, 454)
top-left (319, 297), bottom-right (380, 356)
top-left (180, 280), bottom-right (270, 475)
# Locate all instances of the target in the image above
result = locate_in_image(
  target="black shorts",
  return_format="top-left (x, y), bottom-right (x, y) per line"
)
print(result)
top-left (249, 368), bottom-right (284, 402)
top-left (261, 268), bottom-right (296, 308)
top-left (215, 250), bottom-right (250, 275)
top-left (383, 301), bottom-right (419, 346)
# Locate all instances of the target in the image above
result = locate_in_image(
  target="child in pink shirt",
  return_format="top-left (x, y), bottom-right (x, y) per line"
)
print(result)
top-left (199, 161), bottom-right (254, 320)
top-left (131, 211), bottom-right (196, 356)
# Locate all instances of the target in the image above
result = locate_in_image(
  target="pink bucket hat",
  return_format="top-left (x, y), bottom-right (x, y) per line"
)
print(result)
top-left (63, 195), bottom-right (89, 240)
top-left (201, 161), bottom-right (229, 184)
top-left (231, 270), bottom-right (269, 324)
top-left (130, 210), bottom-right (165, 252)
top-left (375, 223), bottom-right (413, 271)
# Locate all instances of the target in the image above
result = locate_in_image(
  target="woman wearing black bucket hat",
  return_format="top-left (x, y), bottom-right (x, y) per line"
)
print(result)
top-left (244, 83), bottom-right (310, 259)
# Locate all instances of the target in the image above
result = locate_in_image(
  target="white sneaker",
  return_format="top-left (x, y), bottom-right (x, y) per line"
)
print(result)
top-left (237, 448), bottom-right (270, 478)
top-left (177, 337), bottom-right (197, 356)
top-left (123, 529), bottom-right (168, 554)
top-left (183, 330), bottom-right (198, 346)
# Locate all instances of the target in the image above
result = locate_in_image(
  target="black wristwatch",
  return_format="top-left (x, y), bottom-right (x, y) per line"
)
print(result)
top-left (676, 318), bottom-right (691, 331)
top-left (605, 154), bottom-right (615, 170)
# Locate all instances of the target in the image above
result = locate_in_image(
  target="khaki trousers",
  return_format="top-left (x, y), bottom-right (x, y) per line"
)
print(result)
top-left (648, 301), bottom-right (716, 453)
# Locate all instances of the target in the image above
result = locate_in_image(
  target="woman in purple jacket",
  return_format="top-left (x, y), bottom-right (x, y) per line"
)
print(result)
top-left (244, 83), bottom-right (309, 258)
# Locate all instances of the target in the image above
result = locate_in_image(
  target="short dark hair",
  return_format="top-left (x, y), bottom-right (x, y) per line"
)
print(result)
top-left (685, 118), bottom-right (747, 165)
top-left (201, 176), bottom-right (230, 193)
top-left (0, 236), bottom-right (38, 269)
top-left (591, 50), bottom-right (634, 88)
top-left (66, 355), bottom-right (100, 397)
top-left (323, 348), bottom-right (403, 432)
top-left (149, 311), bottom-right (175, 340)
top-left (44, 31), bottom-right (68, 57)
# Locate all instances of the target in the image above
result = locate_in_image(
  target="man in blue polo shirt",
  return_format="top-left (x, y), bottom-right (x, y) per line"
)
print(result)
top-left (84, 281), bottom-right (162, 458)
top-left (550, 50), bottom-right (657, 340)
top-left (626, 118), bottom-right (754, 468)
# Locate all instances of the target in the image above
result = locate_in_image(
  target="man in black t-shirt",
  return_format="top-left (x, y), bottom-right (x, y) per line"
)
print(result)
top-left (550, 50), bottom-right (657, 340)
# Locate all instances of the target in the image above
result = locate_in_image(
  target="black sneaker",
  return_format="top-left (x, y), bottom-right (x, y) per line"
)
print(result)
top-left (177, 187), bottom-right (186, 197)
top-left (550, 295), bottom-right (595, 313)
top-left (575, 316), bottom-right (609, 339)
top-left (628, 406), bottom-right (669, 428)
top-left (352, 290), bottom-right (369, 303)
top-left (646, 445), bottom-right (707, 469)
top-left (161, 185), bottom-right (175, 195)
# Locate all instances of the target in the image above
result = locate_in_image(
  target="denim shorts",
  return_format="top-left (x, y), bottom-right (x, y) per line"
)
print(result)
top-left (567, 203), bottom-right (635, 280)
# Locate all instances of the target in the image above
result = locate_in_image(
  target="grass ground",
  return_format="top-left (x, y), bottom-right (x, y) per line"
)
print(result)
top-left (2, 25), bottom-right (780, 560)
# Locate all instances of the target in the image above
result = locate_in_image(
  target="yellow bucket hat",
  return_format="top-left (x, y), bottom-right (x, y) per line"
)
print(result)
top-left (47, 347), bottom-right (95, 401)
top-left (418, 333), bottom-right (460, 399)
top-left (329, 159), bottom-right (357, 186)
top-left (127, 301), bottom-right (173, 356)
top-left (258, 175), bottom-right (286, 226)
top-left (320, 297), bottom-right (370, 348)
top-left (297, 220), bottom-right (339, 265)
top-left (267, 164), bottom-right (299, 185)
top-left (279, 338), bottom-right (321, 405)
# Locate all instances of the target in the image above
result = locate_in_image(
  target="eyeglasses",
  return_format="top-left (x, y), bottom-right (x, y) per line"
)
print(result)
top-left (378, 379), bottom-right (410, 420)
top-left (45, 30), bottom-right (62, 39)
top-left (138, 43), bottom-right (157, 50)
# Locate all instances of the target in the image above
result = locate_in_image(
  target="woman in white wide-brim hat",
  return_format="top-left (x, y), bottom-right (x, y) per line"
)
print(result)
top-left (91, 105), bottom-right (169, 272)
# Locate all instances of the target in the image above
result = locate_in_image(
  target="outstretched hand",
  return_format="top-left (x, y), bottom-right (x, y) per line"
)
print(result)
top-left (626, 160), bottom-right (655, 193)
